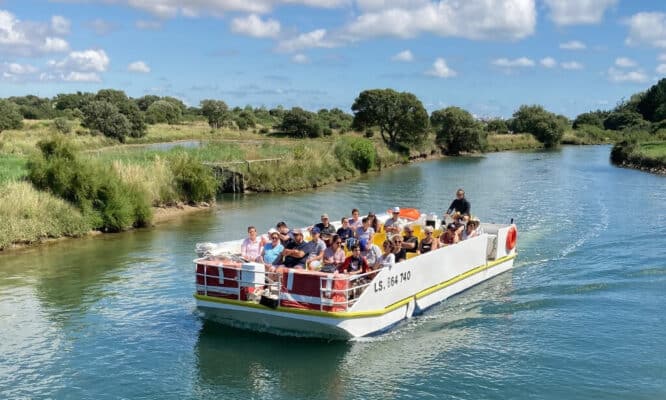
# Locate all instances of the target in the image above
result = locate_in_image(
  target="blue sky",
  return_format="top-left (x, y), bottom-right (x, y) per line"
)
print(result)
top-left (1, 0), bottom-right (666, 118)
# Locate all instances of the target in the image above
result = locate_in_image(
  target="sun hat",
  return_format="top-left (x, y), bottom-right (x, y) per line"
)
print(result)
top-left (424, 226), bottom-right (434, 233)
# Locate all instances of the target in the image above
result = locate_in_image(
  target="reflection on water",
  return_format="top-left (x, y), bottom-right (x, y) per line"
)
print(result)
top-left (1, 145), bottom-right (665, 399)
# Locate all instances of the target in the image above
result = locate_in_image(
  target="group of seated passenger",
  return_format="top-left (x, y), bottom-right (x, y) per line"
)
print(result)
top-left (239, 206), bottom-right (483, 275)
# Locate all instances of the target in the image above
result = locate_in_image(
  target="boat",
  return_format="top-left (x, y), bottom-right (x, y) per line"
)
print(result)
top-left (193, 210), bottom-right (518, 340)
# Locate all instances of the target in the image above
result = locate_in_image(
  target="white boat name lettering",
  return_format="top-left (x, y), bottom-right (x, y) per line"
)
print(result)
top-left (373, 271), bottom-right (411, 293)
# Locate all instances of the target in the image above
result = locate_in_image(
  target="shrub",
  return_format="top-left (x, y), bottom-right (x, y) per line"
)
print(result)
top-left (27, 137), bottom-right (152, 232)
top-left (167, 152), bottom-right (217, 203)
top-left (82, 100), bottom-right (131, 141)
top-left (334, 137), bottom-right (376, 172)
top-left (0, 99), bottom-right (23, 132)
top-left (434, 107), bottom-right (487, 154)
top-left (146, 100), bottom-right (182, 124)
top-left (364, 129), bottom-right (375, 138)
top-left (53, 117), bottom-right (73, 134)
top-left (259, 127), bottom-right (270, 134)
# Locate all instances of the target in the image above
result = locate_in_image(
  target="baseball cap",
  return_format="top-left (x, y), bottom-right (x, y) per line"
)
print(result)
top-left (311, 227), bottom-right (321, 234)
top-left (392, 206), bottom-right (400, 213)
top-left (321, 213), bottom-right (329, 219)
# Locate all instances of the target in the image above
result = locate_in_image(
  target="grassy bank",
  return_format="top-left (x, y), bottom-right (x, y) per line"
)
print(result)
top-left (611, 140), bottom-right (666, 174)
top-left (486, 133), bottom-right (542, 152)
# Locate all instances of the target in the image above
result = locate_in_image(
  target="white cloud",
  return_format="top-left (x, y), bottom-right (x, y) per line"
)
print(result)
top-left (91, 0), bottom-right (346, 18)
top-left (87, 18), bottom-right (117, 35)
top-left (540, 57), bottom-right (557, 68)
top-left (625, 12), bottom-right (666, 48)
top-left (657, 64), bottom-right (666, 75)
top-left (231, 14), bottom-right (280, 38)
top-left (128, 61), bottom-right (151, 73)
top-left (0, 10), bottom-right (70, 56)
top-left (607, 67), bottom-right (648, 83)
top-left (49, 49), bottom-right (110, 72)
top-left (392, 49), bottom-right (413, 62)
top-left (343, 0), bottom-right (536, 41)
top-left (492, 57), bottom-right (535, 68)
top-left (63, 71), bottom-right (101, 82)
top-left (291, 53), bottom-right (309, 64)
top-left (5, 62), bottom-right (38, 74)
top-left (559, 40), bottom-right (586, 50)
top-left (426, 58), bottom-right (456, 78)
top-left (544, 0), bottom-right (616, 25)
top-left (51, 16), bottom-right (70, 35)
top-left (615, 57), bottom-right (637, 68)
top-left (276, 29), bottom-right (337, 52)
top-left (561, 61), bottom-right (583, 70)
top-left (135, 20), bottom-right (162, 30)
top-left (659, 54), bottom-right (666, 62)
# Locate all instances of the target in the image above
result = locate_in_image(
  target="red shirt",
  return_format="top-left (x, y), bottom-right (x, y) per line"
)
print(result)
top-left (339, 256), bottom-right (369, 274)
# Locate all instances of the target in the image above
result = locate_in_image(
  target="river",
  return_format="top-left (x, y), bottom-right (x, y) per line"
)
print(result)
top-left (1, 145), bottom-right (664, 399)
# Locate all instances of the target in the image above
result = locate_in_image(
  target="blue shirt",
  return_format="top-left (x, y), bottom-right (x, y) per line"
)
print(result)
top-left (263, 243), bottom-right (284, 265)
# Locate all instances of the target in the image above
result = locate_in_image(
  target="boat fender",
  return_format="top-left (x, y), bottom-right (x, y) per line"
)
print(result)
top-left (506, 225), bottom-right (517, 251)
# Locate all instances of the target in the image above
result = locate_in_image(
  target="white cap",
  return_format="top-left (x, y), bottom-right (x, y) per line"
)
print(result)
top-left (392, 206), bottom-right (401, 213)
top-left (268, 228), bottom-right (278, 234)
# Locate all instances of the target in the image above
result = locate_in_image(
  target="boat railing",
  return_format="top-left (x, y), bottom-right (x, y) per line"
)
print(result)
top-left (318, 269), bottom-right (380, 312)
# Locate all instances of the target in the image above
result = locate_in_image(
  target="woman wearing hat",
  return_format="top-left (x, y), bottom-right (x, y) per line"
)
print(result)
top-left (419, 225), bottom-right (439, 254)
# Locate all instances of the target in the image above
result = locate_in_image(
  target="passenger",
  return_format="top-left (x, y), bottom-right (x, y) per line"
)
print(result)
top-left (356, 217), bottom-right (375, 243)
top-left (384, 206), bottom-right (405, 234)
top-left (392, 235), bottom-right (407, 263)
top-left (401, 225), bottom-right (419, 253)
top-left (261, 231), bottom-right (284, 272)
top-left (276, 221), bottom-right (294, 245)
top-left (419, 225), bottom-right (439, 254)
top-left (339, 245), bottom-right (369, 275)
top-left (376, 240), bottom-right (396, 269)
top-left (306, 227), bottom-right (327, 270)
top-left (445, 188), bottom-right (471, 223)
top-left (314, 213), bottom-right (337, 236)
top-left (461, 219), bottom-right (483, 240)
top-left (321, 234), bottom-right (346, 273)
top-left (439, 223), bottom-right (462, 246)
top-left (349, 208), bottom-right (362, 229)
top-left (359, 238), bottom-right (382, 269)
top-left (241, 226), bottom-right (262, 262)
top-left (367, 211), bottom-right (380, 234)
top-left (336, 217), bottom-right (355, 247)
top-left (279, 229), bottom-right (310, 269)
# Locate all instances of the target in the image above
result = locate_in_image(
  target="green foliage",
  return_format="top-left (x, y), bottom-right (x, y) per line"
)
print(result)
top-left (434, 107), bottom-right (487, 154)
top-left (334, 137), bottom-right (377, 172)
top-left (637, 78), bottom-right (666, 122)
top-left (317, 108), bottom-right (353, 132)
top-left (167, 152), bottom-right (217, 203)
top-left (201, 99), bottom-right (229, 129)
top-left (603, 110), bottom-right (647, 131)
top-left (82, 100), bottom-right (131, 141)
top-left (27, 137), bottom-right (152, 232)
top-left (511, 105), bottom-right (565, 148)
top-left (352, 88), bottom-right (430, 148)
top-left (135, 95), bottom-right (161, 111)
top-left (8, 95), bottom-right (55, 119)
top-left (485, 119), bottom-right (509, 134)
top-left (233, 110), bottom-right (256, 130)
top-left (54, 91), bottom-right (95, 111)
top-left (0, 99), bottom-right (23, 132)
top-left (573, 111), bottom-right (608, 129)
top-left (146, 100), bottom-right (182, 124)
top-left (279, 107), bottom-right (323, 138)
top-left (94, 89), bottom-right (146, 138)
top-left (53, 117), bottom-right (73, 134)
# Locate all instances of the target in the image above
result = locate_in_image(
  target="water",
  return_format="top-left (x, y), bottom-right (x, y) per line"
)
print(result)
top-left (1, 145), bottom-right (664, 399)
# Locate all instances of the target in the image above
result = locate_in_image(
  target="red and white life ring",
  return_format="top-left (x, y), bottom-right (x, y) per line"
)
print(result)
top-left (506, 225), bottom-right (517, 251)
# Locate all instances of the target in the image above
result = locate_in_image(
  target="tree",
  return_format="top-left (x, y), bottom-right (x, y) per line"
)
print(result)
top-left (146, 100), bottom-right (182, 124)
top-left (637, 78), bottom-right (666, 122)
top-left (94, 89), bottom-right (146, 138)
top-left (135, 95), bottom-right (161, 111)
top-left (511, 105), bottom-right (565, 148)
top-left (434, 107), bottom-right (486, 154)
top-left (603, 110), bottom-right (647, 131)
top-left (54, 92), bottom-right (95, 111)
top-left (200, 99), bottom-right (229, 129)
top-left (573, 111), bottom-right (607, 129)
top-left (0, 100), bottom-right (23, 132)
top-left (233, 109), bottom-right (256, 130)
top-left (351, 89), bottom-right (429, 148)
top-left (82, 101), bottom-right (131, 141)
top-left (279, 107), bottom-right (323, 138)
top-left (485, 118), bottom-right (509, 134)
top-left (8, 95), bottom-right (54, 119)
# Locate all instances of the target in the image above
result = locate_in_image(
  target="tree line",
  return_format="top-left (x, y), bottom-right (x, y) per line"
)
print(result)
top-left (2, 79), bottom-right (666, 152)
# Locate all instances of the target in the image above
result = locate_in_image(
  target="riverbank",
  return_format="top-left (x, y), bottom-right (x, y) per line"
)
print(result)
top-left (610, 140), bottom-right (666, 175)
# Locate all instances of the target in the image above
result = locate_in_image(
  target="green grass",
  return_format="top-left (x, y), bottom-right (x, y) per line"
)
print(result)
top-left (639, 141), bottom-right (666, 159)
top-left (0, 155), bottom-right (28, 184)
top-left (485, 134), bottom-right (542, 152)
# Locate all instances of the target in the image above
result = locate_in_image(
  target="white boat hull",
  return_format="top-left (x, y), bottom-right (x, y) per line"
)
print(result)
top-left (196, 254), bottom-right (515, 339)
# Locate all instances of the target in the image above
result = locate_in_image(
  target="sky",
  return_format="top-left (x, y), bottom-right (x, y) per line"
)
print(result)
top-left (1, 0), bottom-right (666, 118)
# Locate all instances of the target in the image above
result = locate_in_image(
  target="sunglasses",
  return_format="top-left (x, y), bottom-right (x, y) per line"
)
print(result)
top-left (426, 232), bottom-right (432, 235)
top-left (271, 236), bottom-right (279, 240)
